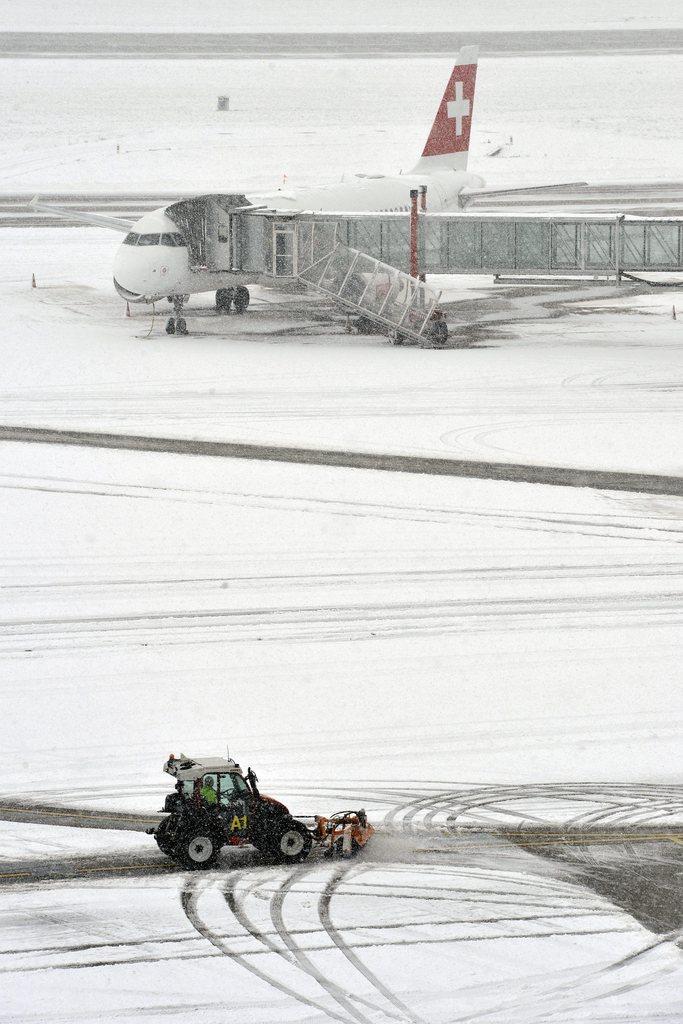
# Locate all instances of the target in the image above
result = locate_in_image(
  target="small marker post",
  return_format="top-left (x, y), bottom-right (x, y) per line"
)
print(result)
top-left (125, 301), bottom-right (131, 318)
top-left (673, 305), bottom-right (677, 321)
top-left (31, 273), bottom-right (36, 288)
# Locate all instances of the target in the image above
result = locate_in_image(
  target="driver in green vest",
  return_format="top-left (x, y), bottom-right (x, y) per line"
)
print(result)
top-left (200, 776), bottom-right (217, 806)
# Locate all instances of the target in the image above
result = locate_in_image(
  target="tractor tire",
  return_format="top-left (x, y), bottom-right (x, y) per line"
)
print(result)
top-left (174, 826), bottom-right (220, 870)
top-left (154, 817), bottom-right (174, 857)
top-left (233, 286), bottom-right (250, 314)
top-left (263, 819), bottom-right (312, 864)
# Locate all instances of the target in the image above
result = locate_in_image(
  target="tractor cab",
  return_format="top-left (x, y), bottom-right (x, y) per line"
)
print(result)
top-left (163, 754), bottom-right (254, 817)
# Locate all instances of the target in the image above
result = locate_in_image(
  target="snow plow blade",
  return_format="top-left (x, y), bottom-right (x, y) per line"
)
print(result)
top-left (313, 809), bottom-right (374, 858)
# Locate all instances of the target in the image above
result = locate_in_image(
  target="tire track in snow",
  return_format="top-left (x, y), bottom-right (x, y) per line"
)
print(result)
top-left (2, 590), bottom-right (680, 654)
top-left (223, 869), bottom-right (400, 1021)
top-left (318, 864), bottom-right (426, 1024)
top-left (448, 930), bottom-right (681, 1023)
top-left (2, 471), bottom-right (681, 546)
top-left (180, 872), bottom-right (355, 1024)
top-left (266, 865), bottom-right (383, 1024)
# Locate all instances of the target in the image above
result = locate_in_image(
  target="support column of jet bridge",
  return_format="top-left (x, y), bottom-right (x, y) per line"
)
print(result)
top-left (419, 185), bottom-right (428, 284)
top-left (409, 189), bottom-right (419, 279)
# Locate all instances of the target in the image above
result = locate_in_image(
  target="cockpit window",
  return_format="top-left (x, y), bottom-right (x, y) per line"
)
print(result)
top-left (123, 232), bottom-right (139, 245)
top-left (160, 233), bottom-right (178, 246)
top-left (137, 233), bottom-right (161, 246)
top-left (159, 233), bottom-right (187, 247)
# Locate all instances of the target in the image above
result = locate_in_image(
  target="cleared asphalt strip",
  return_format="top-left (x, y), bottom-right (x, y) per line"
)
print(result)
top-left (0, 425), bottom-right (681, 496)
top-left (0, 802), bottom-right (161, 831)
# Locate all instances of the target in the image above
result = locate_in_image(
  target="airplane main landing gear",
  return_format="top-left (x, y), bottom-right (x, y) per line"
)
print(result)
top-left (234, 286), bottom-right (250, 314)
top-left (216, 286), bottom-right (250, 315)
top-left (166, 295), bottom-right (188, 336)
top-left (215, 287), bottom-right (234, 313)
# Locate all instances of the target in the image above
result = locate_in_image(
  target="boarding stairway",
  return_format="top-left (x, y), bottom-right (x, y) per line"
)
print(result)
top-left (296, 231), bottom-right (443, 346)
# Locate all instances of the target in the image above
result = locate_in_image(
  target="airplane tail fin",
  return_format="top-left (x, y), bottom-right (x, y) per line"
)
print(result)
top-left (411, 46), bottom-right (479, 173)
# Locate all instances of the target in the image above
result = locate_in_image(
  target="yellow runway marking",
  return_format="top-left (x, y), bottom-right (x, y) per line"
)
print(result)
top-left (0, 863), bottom-right (174, 881)
top-left (419, 832), bottom-right (683, 851)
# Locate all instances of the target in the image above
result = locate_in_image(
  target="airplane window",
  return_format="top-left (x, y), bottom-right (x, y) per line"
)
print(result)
top-left (172, 233), bottom-right (186, 247)
top-left (123, 232), bottom-right (139, 245)
top-left (160, 233), bottom-right (176, 246)
top-left (137, 233), bottom-right (160, 246)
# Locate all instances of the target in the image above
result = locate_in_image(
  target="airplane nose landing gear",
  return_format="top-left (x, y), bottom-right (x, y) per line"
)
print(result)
top-left (166, 294), bottom-right (189, 335)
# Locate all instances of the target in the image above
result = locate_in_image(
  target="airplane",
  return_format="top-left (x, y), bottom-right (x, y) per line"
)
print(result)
top-left (31, 46), bottom-right (483, 335)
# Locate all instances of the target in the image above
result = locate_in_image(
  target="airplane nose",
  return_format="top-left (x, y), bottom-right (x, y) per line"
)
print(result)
top-left (113, 277), bottom-right (145, 301)
top-left (113, 242), bottom-right (151, 301)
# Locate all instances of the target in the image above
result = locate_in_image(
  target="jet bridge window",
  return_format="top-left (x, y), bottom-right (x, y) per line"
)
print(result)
top-left (137, 233), bottom-right (161, 246)
top-left (123, 232), bottom-right (139, 245)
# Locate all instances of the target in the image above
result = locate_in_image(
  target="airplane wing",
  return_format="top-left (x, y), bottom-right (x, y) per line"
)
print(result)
top-left (28, 196), bottom-right (135, 232)
top-left (459, 181), bottom-right (680, 216)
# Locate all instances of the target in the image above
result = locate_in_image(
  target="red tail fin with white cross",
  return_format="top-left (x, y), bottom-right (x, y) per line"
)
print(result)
top-left (411, 46), bottom-right (478, 173)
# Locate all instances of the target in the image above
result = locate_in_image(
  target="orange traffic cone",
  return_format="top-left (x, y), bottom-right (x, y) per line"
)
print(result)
top-left (31, 273), bottom-right (36, 288)
top-left (125, 301), bottom-right (131, 318)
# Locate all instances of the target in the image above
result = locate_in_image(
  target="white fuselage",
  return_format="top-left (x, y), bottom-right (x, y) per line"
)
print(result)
top-left (113, 168), bottom-right (484, 303)
top-left (251, 168), bottom-right (482, 214)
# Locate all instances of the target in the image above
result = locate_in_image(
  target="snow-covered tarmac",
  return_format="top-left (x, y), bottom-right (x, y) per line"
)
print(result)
top-left (1, 42), bottom-right (682, 1024)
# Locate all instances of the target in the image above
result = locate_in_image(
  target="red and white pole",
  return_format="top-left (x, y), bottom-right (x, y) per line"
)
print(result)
top-left (409, 189), bottom-right (419, 278)
top-left (419, 186), bottom-right (427, 283)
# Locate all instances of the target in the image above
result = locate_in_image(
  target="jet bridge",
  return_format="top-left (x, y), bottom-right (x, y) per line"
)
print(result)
top-left (165, 198), bottom-right (683, 281)
top-left (293, 211), bottom-right (683, 279)
top-left (165, 198), bottom-right (683, 284)
top-left (164, 198), bottom-right (682, 341)
top-left (166, 194), bottom-right (266, 273)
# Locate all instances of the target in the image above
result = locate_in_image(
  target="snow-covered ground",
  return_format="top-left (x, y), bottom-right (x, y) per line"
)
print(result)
top-left (4, 0), bottom-right (682, 34)
top-left (1, 38), bottom-right (682, 1024)
top-left (2, 435), bottom-right (681, 800)
top-left (2, 851), bottom-right (681, 1024)
top-left (1, 53), bottom-right (681, 192)
top-left (1, 227), bottom-right (681, 474)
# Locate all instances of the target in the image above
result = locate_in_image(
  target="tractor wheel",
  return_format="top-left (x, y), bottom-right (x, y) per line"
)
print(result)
top-left (233, 286), bottom-right (250, 314)
top-left (265, 819), bottom-right (312, 864)
top-left (154, 817), bottom-right (175, 857)
top-left (174, 826), bottom-right (220, 870)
